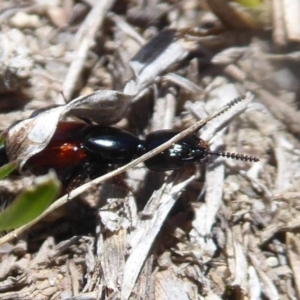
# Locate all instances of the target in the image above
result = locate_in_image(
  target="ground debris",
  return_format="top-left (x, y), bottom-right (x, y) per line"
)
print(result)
top-left (0, 1), bottom-right (300, 299)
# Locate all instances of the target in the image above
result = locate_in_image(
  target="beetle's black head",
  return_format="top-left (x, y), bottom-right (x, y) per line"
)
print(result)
top-left (189, 139), bottom-right (211, 164)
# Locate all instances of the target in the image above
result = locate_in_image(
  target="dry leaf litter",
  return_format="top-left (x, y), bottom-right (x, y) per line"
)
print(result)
top-left (0, 1), bottom-right (300, 300)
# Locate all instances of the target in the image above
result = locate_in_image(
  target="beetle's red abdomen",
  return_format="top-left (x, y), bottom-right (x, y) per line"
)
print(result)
top-left (27, 141), bottom-right (87, 171)
top-left (25, 122), bottom-right (88, 176)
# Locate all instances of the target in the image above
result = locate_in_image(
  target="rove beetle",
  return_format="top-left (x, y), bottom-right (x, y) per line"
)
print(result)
top-left (0, 121), bottom-right (259, 187)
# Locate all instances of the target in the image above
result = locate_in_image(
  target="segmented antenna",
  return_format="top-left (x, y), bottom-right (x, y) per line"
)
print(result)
top-left (226, 94), bottom-right (247, 109)
top-left (193, 93), bottom-right (252, 135)
top-left (208, 151), bottom-right (259, 162)
top-left (212, 94), bottom-right (247, 120)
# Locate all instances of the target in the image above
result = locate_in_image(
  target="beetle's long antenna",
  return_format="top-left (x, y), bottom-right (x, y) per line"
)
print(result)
top-left (208, 150), bottom-right (259, 162)
top-left (193, 94), bottom-right (248, 135)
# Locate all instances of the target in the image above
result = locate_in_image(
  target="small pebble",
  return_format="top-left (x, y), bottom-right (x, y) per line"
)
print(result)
top-left (266, 256), bottom-right (279, 268)
top-left (10, 12), bottom-right (40, 29)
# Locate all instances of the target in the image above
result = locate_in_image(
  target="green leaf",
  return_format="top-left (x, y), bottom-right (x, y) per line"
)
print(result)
top-left (0, 161), bottom-right (17, 179)
top-left (234, 0), bottom-right (263, 8)
top-left (0, 132), bottom-right (5, 146)
top-left (0, 172), bottom-right (61, 230)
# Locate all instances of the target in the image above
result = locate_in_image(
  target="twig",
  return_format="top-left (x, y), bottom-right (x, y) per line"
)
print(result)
top-left (272, 0), bottom-right (287, 46)
top-left (62, 0), bottom-right (115, 102)
top-left (282, 0), bottom-right (300, 42)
